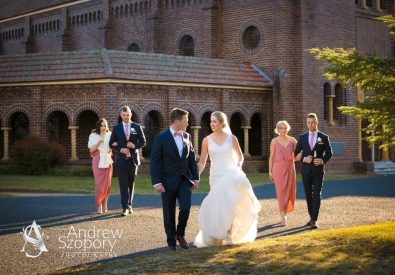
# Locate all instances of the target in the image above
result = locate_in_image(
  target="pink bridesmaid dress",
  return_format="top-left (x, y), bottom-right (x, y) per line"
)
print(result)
top-left (272, 140), bottom-right (296, 213)
top-left (91, 151), bottom-right (113, 208)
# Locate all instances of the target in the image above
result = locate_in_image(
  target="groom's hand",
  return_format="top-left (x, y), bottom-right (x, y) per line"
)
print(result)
top-left (191, 181), bottom-right (199, 190)
top-left (154, 183), bottom-right (166, 193)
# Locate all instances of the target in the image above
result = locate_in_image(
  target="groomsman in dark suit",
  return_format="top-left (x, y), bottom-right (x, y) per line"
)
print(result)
top-left (110, 106), bottom-right (146, 216)
top-left (295, 113), bottom-right (333, 229)
top-left (150, 108), bottom-right (199, 251)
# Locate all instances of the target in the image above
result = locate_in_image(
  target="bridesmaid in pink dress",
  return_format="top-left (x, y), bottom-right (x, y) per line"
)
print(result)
top-left (88, 118), bottom-right (114, 213)
top-left (269, 121), bottom-right (301, 226)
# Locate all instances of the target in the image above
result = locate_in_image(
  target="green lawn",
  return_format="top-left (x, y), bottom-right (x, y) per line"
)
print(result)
top-left (0, 171), bottom-right (368, 195)
top-left (56, 221), bottom-right (395, 274)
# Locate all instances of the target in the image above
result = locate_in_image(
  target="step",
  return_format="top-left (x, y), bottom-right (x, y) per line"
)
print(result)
top-left (374, 161), bottom-right (395, 175)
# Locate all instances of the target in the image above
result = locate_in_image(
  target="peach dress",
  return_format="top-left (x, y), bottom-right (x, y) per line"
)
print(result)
top-left (88, 133), bottom-right (113, 208)
top-left (272, 139), bottom-right (296, 213)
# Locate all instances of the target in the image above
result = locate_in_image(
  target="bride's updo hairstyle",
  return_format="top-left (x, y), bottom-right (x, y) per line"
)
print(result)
top-left (211, 111), bottom-right (230, 129)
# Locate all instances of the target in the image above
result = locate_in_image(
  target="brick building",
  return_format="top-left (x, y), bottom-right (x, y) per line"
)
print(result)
top-left (0, 0), bottom-right (394, 171)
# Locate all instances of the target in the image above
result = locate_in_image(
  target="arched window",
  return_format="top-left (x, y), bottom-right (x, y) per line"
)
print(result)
top-left (366, 0), bottom-right (373, 7)
top-left (128, 43), bottom-right (141, 52)
top-left (179, 35), bottom-right (194, 56)
top-left (323, 82), bottom-right (331, 121)
top-left (334, 84), bottom-right (346, 125)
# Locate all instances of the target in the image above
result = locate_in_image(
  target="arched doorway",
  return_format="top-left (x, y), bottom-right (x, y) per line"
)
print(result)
top-left (47, 111), bottom-right (70, 160)
top-left (10, 112), bottom-right (29, 143)
top-left (230, 113), bottom-right (244, 152)
top-left (77, 110), bottom-right (99, 160)
top-left (143, 110), bottom-right (162, 158)
top-left (250, 113), bottom-right (262, 156)
top-left (185, 112), bottom-right (195, 135)
top-left (199, 112), bottom-right (212, 154)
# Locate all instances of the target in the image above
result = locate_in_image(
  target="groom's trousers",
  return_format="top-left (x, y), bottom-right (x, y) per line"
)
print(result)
top-left (161, 180), bottom-right (192, 247)
top-left (302, 171), bottom-right (324, 222)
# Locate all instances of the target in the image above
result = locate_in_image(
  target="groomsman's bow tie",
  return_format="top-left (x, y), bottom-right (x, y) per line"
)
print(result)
top-left (173, 131), bottom-right (183, 137)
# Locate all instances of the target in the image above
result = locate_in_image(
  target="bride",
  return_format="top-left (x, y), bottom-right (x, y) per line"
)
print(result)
top-left (194, 111), bottom-right (261, 247)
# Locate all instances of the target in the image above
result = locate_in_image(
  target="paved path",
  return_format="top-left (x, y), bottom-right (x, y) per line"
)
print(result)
top-left (0, 175), bottom-right (394, 274)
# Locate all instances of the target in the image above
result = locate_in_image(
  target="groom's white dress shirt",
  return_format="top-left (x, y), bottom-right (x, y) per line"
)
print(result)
top-left (170, 127), bottom-right (183, 157)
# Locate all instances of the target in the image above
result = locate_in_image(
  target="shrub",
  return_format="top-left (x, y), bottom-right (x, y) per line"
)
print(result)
top-left (11, 135), bottom-right (65, 175)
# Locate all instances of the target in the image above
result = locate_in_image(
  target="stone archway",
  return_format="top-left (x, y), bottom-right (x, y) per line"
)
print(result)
top-left (199, 112), bottom-right (212, 155)
top-left (76, 110), bottom-right (99, 160)
top-left (47, 111), bottom-right (70, 160)
top-left (10, 112), bottom-right (29, 143)
top-left (230, 112), bottom-right (245, 152)
top-left (143, 110), bottom-right (163, 158)
top-left (250, 112), bottom-right (262, 156)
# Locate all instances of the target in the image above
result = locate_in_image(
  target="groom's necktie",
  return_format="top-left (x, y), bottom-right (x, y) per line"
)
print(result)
top-left (309, 132), bottom-right (315, 150)
top-left (124, 123), bottom-right (129, 138)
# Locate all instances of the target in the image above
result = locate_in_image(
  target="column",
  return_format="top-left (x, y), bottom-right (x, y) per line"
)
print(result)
top-left (381, 125), bottom-right (390, 161)
top-left (327, 94), bottom-right (335, 126)
top-left (241, 126), bottom-right (251, 157)
top-left (359, 0), bottom-right (367, 9)
top-left (382, 146), bottom-right (390, 161)
top-left (1, 127), bottom-right (11, 161)
top-left (358, 119), bottom-right (363, 162)
top-left (68, 126), bottom-right (79, 161)
top-left (375, 0), bottom-right (382, 11)
top-left (191, 126), bottom-right (201, 156)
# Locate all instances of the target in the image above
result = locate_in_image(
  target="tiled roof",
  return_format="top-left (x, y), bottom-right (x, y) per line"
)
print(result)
top-left (0, 0), bottom-right (74, 20)
top-left (0, 49), bottom-right (271, 88)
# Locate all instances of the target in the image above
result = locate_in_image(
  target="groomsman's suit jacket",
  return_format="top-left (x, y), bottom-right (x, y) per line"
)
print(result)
top-left (150, 129), bottom-right (199, 190)
top-left (110, 122), bottom-right (146, 166)
top-left (295, 131), bottom-right (333, 175)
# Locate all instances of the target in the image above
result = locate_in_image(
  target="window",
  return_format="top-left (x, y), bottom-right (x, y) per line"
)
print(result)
top-left (242, 26), bottom-right (260, 50)
top-left (366, 0), bottom-right (373, 7)
top-left (128, 43), bottom-right (141, 52)
top-left (179, 35), bottom-right (194, 56)
top-left (334, 84), bottom-right (347, 125)
top-left (240, 23), bottom-right (263, 54)
top-left (323, 83), bottom-right (331, 121)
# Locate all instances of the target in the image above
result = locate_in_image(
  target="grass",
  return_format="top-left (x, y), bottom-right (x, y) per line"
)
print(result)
top-left (55, 221), bottom-right (395, 274)
top-left (0, 164), bottom-right (369, 195)
top-left (0, 172), bottom-right (268, 195)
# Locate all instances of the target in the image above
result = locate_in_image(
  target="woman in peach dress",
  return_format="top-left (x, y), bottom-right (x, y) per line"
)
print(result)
top-left (269, 121), bottom-right (301, 226)
top-left (88, 118), bottom-right (113, 213)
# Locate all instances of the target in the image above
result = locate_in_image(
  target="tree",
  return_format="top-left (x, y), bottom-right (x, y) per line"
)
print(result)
top-left (308, 15), bottom-right (395, 151)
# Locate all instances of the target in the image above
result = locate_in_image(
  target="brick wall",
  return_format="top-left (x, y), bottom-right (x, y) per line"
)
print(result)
top-left (1, 0), bottom-right (394, 168)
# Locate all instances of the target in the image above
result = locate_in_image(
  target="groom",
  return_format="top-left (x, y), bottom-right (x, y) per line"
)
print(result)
top-left (110, 106), bottom-right (146, 216)
top-left (150, 108), bottom-right (199, 251)
top-left (295, 113), bottom-right (332, 229)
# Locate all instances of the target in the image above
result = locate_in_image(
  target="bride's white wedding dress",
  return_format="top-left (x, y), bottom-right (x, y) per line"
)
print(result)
top-left (194, 134), bottom-right (261, 247)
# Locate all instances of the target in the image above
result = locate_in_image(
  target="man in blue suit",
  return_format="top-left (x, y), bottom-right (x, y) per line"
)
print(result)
top-left (110, 106), bottom-right (146, 216)
top-left (295, 113), bottom-right (332, 229)
top-left (150, 108), bottom-right (199, 251)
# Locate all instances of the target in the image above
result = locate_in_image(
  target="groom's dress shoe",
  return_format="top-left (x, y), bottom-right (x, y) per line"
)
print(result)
top-left (305, 220), bottom-right (312, 227)
top-left (176, 236), bottom-right (189, 249)
top-left (169, 246), bottom-right (177, 252)
top-left (310, 221), bottom-right (318, 229)
top-left (122, 209), bottom-right (129, 216)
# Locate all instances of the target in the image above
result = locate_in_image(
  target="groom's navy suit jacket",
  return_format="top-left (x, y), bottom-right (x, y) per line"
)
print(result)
top-left (150, 129), bottom-right (199, 190)
top-left (110, 122), bottom-right (146, 166)
top-left (295, 131), bottom-right (333, 175)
